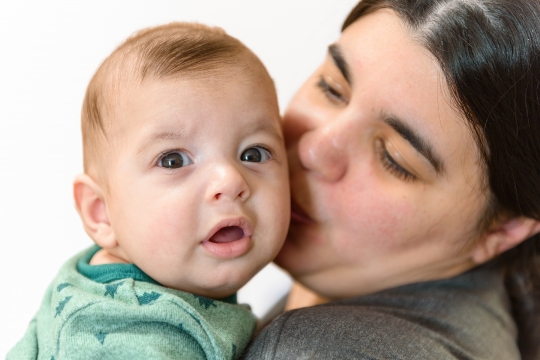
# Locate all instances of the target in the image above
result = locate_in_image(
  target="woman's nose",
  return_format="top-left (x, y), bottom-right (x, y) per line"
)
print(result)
top-left (205, 162), bottom-right (251, 203)
top-left (296, 121), bottom-right (349, 182)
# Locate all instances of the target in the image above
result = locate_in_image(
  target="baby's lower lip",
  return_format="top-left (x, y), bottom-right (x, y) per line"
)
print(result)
top-left (201, 236), bottom-right (251, 258)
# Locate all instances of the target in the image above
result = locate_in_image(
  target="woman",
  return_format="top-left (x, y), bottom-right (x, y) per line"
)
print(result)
top-left (244, 0), bottom-right (540, 359)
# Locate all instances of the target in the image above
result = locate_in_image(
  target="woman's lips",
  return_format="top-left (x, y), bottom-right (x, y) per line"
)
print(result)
top-left (291, 199), bottom-right (315, 224)
top-left (201, 218), bottom-right (253, 258)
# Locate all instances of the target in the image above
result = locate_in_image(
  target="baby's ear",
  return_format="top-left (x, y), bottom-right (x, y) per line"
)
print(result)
top-left (73, 174), bottom-right (116, 249)
top-left (471, 217), bottom-right (540, 264)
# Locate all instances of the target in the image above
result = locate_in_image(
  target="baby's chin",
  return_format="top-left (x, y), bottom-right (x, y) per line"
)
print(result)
top-left (159, 270), bottom-right (254, 300)
top-left (170, 284), bottom-right (240, 301)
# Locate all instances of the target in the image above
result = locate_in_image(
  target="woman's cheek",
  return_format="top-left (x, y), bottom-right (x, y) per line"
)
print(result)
top-left (331, 185), bottom-right (416, 257)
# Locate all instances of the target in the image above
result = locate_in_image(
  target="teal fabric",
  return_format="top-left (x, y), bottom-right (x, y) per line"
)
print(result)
top-left (77, 245), bottom-right (159, 285)
top-left (76, 246), bottom-right (237, 304)
top-left (8, 246), bottom-right (256, 360)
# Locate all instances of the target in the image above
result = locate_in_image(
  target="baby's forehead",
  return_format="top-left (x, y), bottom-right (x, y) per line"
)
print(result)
top-left (115, 64), bottom-right (275, 110)
top-left (111, 68), bottom-right (279, 131)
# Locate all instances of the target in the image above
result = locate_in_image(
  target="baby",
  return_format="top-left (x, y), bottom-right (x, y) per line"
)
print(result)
top-left (8, 23), bottom-right (290, 360)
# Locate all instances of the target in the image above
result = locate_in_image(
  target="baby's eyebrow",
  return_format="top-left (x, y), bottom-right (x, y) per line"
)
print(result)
top-left (239, 119), bottom-right (283, 142)
top-left (151, 131), bottom-right (185, 141)
top-left (137, 131), bottom-right (186, 155)
top-left (137, 120), bottom-right (283, 155)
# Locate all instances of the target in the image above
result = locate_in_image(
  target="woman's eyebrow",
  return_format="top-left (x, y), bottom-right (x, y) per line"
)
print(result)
top-left (384, 116), bottom-right (445, 174)
top-left (328, 44), bottom-right (352, 85)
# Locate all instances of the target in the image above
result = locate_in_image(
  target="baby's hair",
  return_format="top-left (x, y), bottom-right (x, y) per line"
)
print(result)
top-left (81, 22), bottom-right (273, 180)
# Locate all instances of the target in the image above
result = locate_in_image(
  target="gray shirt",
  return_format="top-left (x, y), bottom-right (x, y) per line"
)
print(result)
top-left (243, 263), bottom-right (519, 359)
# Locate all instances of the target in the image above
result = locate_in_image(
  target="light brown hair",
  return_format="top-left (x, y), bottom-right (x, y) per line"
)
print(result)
top-left (81, 22), bottom-right (274, 178)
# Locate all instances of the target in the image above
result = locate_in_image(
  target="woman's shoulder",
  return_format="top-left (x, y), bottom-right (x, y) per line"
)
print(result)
top-left (243, 265), bottom-right (520, 360)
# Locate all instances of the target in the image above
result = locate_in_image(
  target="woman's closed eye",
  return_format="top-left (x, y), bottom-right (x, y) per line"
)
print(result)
top-left (375, 139), bottom-right (416, 182)
top-left (158, 150), bottom-right (193, 169)
top-left (317, 76), bottom-right (349, 105)
top-left (241, 146), bottom-right (273, 163)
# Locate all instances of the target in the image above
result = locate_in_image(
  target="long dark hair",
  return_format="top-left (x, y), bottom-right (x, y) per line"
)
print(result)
top-left (343, 1), bottom-right (540, 358)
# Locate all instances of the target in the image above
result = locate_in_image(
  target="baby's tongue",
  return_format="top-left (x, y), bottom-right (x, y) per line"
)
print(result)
top-left (209, 226), bottom-right (244, 243)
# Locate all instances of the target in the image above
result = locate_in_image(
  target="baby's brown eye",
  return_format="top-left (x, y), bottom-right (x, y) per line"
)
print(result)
top-left (159, 151), bottom-right (192, 169)
top-left (241, 147), bottom-right (272, 162)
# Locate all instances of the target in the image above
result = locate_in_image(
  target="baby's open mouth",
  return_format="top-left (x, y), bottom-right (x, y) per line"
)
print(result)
top-left (208, 226), bottom-right (245, 243)
top-left (202, 219), bottom-right (253, 258)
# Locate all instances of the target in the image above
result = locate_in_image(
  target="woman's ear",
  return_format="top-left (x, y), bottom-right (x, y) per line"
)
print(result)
top-left (472, 217), bottom-right (540, 264)
top-left (73, 174), bottom-right (117, 249)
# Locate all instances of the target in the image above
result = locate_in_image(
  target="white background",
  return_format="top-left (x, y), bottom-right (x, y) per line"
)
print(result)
top-left (0, 0), bottom-right (358, 356)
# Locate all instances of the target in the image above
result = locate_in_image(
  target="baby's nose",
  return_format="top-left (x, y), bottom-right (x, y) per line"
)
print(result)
top-left (205, 163), bottom-right (250, 203)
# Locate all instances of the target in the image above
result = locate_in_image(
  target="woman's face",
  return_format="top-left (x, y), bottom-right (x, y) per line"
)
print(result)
top-left (275, 9), bottom-right (489, 299)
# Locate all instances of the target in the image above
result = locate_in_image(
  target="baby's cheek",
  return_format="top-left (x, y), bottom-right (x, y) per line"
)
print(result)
top-left (256, 173), bottom-right (290, 213)
top-left (250, 186), bottom-right (289, 259)
top-left (129, 204), bottom-right (169, 241)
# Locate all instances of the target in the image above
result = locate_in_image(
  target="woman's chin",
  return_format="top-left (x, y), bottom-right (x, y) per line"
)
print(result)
top-left (273, 239), bottom-right (296, 270)
top-left (273, 239), bottom-right (305, 277)
top-left (275, 222), bottom-right (325, 275)
top-left (274, 236), bottom-right (315, 280)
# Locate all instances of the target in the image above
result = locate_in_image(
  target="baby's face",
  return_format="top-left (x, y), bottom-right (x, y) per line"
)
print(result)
top-left (103, 70), bottom-right (290, 298)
